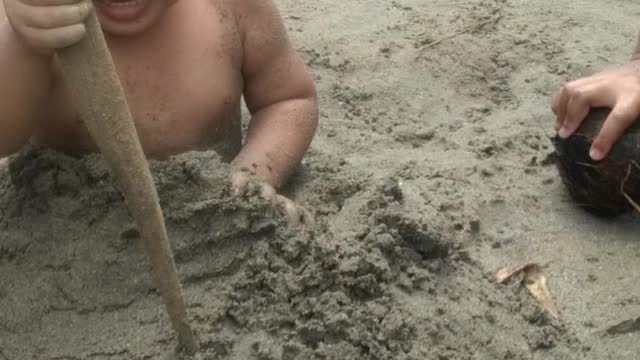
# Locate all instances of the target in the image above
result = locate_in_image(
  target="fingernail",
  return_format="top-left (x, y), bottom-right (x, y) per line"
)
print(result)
top-left (590, 147), bottom-right (603, 161)
top-left (558, 126), bottom-right (571, 138)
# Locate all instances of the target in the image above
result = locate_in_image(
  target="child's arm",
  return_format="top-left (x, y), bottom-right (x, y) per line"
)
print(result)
top-left (230, 0), bottom-right (318, 190)
top-left (552, 33), bottom-right (640, 161)
top-left (0, 0), bottom-right (91, 157)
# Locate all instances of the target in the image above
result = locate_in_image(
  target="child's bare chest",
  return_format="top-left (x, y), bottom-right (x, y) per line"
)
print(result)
top-left (35, 1), bottom-right (244, 159)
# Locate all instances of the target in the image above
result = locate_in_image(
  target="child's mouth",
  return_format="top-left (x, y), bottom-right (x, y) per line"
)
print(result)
top-left (95, 0), bottom-right (147, 22)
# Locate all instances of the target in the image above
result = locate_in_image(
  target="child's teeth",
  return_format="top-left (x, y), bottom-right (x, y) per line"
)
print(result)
top-left (105, 0), bottom-right (141, 7)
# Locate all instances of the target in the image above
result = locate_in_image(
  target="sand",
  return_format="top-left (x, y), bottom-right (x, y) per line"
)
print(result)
top-left (1, 0), bottom-right (640, 359)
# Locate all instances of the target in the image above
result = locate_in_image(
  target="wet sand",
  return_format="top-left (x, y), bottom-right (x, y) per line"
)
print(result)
top-left (2, 0), bottom-right (640, 359)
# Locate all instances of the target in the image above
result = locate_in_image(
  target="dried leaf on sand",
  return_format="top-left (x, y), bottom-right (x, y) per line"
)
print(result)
top-left (496, 263), bottom-right (559, 319)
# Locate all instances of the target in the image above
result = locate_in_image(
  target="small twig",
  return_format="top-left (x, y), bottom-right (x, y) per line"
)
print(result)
top-left (417, 16), bottom-right (502, 52)
top-left (621, 162), bottom-right (640, 213)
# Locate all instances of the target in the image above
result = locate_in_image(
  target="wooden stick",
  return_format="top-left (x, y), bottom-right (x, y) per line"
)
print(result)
top-left (55, 9), bottom-right (199, 355)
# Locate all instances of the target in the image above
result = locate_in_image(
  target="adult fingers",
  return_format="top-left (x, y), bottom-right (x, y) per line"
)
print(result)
top-left (551, 89), bottom-right (563, 130)
top-left (554, 78), bottom-right (601, 136)
top-left (559, 82), bottom-right (615, 138)
top-left (552, 84), bottom-right (570, 131)
top-left (590, 99), bottom-right (640, 160)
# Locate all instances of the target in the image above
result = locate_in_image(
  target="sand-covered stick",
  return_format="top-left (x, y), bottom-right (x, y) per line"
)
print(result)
top-left (55, 9), bottom-right (199, 355)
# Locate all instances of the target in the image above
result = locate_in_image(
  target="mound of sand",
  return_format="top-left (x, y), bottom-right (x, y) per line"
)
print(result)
top-left (0, 147), bottom-right (583, 359)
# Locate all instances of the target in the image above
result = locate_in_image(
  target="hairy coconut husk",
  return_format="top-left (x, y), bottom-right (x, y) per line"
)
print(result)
top-left (552, 108), bottom-right (640, 217)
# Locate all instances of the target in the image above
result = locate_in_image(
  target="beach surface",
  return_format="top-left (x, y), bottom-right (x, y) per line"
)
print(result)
top-left (1, 0), bottom-right (640, 359)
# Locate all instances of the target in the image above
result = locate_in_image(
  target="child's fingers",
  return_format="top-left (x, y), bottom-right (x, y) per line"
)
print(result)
top-left (259, 182), bottom-right (277, 203)
top-left (21, 23), bottom-right (86, 49)
top-left (590, 100), bottom-right (640, 160)
top-left (274, 195), bottom-right (312, 228)
top-left (21, 1), bottom-right (91, 29)
top-left (229, 169), bottom-right (252, 195)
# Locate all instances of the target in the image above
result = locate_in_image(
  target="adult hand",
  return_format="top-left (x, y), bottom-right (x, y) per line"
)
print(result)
top-left (552, 60), bottom-right (640, 160)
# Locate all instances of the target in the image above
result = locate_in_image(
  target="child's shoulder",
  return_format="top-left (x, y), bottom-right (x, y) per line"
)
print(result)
top-left (225, 0), bottom-right (282, 24)
top-left (217, 0), bottom-right (287, 49)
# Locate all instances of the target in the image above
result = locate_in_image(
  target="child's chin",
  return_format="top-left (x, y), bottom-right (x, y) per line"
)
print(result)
top-left (97, 16), bottom-right (153, 36)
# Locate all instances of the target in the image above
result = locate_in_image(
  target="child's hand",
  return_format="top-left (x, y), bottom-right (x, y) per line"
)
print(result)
top-left (552, 60), bottom-right (640, 160)
top-left (230, 170), bottom-right (312, 228)
top-left (2, 0), bottom-right (92, 55)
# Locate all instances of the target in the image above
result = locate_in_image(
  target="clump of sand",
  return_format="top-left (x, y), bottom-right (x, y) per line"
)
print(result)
top-left (0, 147), bottom-right (583, 359)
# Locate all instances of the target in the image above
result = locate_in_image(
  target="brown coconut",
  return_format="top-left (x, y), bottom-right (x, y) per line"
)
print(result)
top-left (552, 107), bottom-right (640, 217)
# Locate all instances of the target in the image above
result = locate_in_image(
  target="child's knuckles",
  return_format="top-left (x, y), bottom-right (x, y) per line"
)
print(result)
top-left (50, 4), bottom-right (90, 26)
top-left (39, 23), bottom-right (85, 49)
top-left (58, 24), bottom-right (85, 47)
top-left (29, 3), bottom-right (89, 29)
